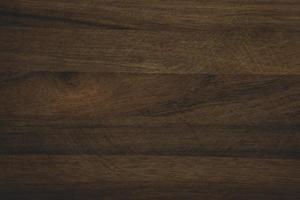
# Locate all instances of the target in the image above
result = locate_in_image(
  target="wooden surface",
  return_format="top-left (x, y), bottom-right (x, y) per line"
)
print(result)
top-left (0, 1), bottom-right (300, 199)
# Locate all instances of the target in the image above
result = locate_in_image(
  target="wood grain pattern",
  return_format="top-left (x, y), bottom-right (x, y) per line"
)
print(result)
top-left (0, 0), bottom-right (300, 199)
top-left (1, 0), bottom-right (299, 30)
top-left (0, 73), bottom-right (299, 126)
top-left (0, 156), bottom-right (299, 199)
top-left (0, 0), bottom-right (299, 73)
top-left (1, 124), bottom-right (299, 159)
top-left (0, 72), bottom-right (299, 199)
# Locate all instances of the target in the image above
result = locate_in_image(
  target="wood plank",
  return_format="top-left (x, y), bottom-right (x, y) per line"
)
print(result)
top-left (0, 1), bottom-right (299, 74)
top-left (0, 125), bottom-right (299, 159)
top-left (0, 72), bottom-right (299, 126)
top-left (0, 155), bottom-right (299, 199)
top-left (1, 0), bottom-right (299, 31)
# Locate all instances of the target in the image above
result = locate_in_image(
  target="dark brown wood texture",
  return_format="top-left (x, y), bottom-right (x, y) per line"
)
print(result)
top-left (0, 1), bottom-right (299, 199)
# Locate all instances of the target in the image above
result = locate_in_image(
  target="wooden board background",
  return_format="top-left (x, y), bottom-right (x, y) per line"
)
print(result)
top-left (0, 0), bottom-right (299, 199)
